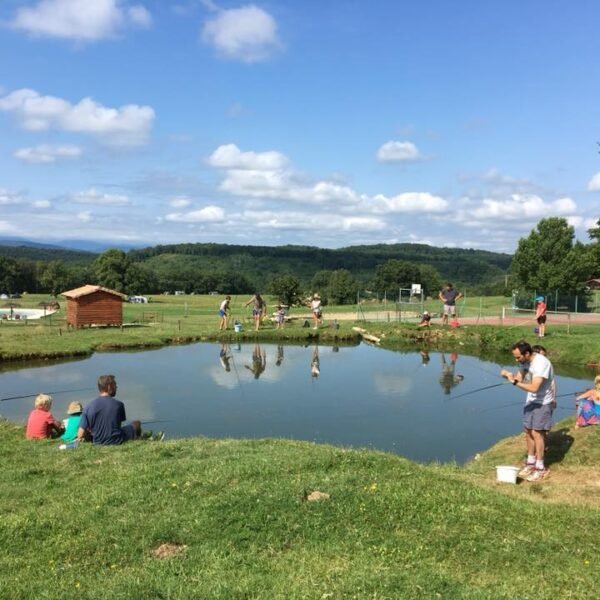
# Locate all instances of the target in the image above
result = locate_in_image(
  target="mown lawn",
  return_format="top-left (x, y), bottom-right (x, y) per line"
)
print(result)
top-left (1, 418), bottom-right (599, 599)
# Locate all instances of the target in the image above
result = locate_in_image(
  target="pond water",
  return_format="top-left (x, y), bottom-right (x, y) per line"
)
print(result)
top-left (0, 342), bottom-right (592, 464)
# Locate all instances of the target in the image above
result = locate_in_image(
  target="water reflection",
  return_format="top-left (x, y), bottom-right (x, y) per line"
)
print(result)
top-left (0, 343), bottom-right (594, 464)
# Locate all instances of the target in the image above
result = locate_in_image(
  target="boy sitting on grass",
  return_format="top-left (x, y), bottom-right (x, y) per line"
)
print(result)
top-left (60, 401), bottom-right (83, 443)
top-left (26, 394), bottom-right (64, 439)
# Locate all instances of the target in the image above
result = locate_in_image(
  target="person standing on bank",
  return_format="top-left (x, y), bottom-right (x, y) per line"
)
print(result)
top-left (500, 340), bottom-right (555, 482)
top-left (219, 295), bottom-right (231, 330)
top-left (245, 293), bottom-right (266, 332)
top-left (438, 283), bottom-right (462, 326)
top-left (535, 296), bottom-right (547, 337)
top-left (77, 375), bottom-right (142, 445)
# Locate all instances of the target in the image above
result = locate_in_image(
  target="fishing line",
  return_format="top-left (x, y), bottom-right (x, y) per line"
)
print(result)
top-left (449, 381), bottom-right (508, 401)
top-left (141, 419), bottom-right (174, 425)
top-left (0, 387), bottom-right (94, 402)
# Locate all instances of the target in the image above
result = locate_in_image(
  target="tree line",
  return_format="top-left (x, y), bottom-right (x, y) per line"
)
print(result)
top-left (1, 218), bottom-right (598, 305)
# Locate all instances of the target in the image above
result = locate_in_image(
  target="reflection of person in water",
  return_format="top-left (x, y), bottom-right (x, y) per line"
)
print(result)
top-left (219, 343), bottom-right (231, 372)
top-left (439, 352), bottom-right (464, 394)
top-left (276, 345), bottom-right (284, 367)
top-left (245, 344), bottom-right (266, 379)
top-left (311, 346), bottom-right (320, 378)
top-left (420, 349), bottom-right (430, 366)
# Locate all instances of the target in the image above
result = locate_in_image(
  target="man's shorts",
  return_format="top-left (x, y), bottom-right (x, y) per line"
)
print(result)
top-left (523, 403), bottom-right (553, 431)
top-left (537, 315), bottom-right (547, 324)
top-left (443, 304), bottom-right (456, 316)
top-left (122, 423), bottom-right (137, 441)
top-left (219, 309), bottom-right (226, 317)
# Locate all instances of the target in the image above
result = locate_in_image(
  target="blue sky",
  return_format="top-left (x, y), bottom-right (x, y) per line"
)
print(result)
top-left (0, 0), bottom-right (599, 252)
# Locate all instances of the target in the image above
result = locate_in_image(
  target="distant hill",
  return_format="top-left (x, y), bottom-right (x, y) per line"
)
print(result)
top-left (0, 243), bottom-right (96, 264)
top-left (130, 242), bottom-right (512, 287)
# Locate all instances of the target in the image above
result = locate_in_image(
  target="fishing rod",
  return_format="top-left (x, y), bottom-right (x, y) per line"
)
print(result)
top-left (0, 387), bottom-right (94, 402)
top-left (141, 419), bottom-right (173, 426)
top-left (450, 381), bottom-right (508, 401)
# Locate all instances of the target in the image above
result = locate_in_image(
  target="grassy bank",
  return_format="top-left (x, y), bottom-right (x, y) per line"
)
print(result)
top-left (1, 418), bottom-right (599, 599)
top-left (2, 294), bottom-right (600, 368)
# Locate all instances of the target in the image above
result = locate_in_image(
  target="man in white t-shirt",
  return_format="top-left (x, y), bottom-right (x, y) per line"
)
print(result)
top-left (501, 340), bottom-right (555, 482)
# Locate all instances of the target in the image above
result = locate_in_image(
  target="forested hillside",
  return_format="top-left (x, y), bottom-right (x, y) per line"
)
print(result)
top-left (1, 241), bottom-right (511, 299)
top-left (130, 242), bottom-right (511, 288)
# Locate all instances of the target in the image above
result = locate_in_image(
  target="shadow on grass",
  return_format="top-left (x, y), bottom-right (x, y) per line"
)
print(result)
top-left (544, 427), bottom-right (574, 467)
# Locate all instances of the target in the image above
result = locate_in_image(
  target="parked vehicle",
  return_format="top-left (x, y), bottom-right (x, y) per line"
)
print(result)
top-left (129, 295), bottom-right (149, 304)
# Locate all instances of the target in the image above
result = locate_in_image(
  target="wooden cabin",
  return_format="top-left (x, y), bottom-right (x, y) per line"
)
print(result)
top-left (61, 285), bottom-right (127, 328)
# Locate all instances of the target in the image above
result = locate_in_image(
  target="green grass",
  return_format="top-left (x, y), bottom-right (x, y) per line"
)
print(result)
top-left (1, 419), bottom-right (599, 599)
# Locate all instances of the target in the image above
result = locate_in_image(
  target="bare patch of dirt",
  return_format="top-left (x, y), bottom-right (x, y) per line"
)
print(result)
top-left (152, 543), bottom-right (188, 559)
top-left (303, 490), bottom-right (330, 502)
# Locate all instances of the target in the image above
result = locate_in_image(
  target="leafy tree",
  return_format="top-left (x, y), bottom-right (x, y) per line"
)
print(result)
top-left (0, 256), bottom-right (21, 293)
top-left (124, 263), bottom-right (157, 295)
top-left (326, 269), bottom-right (358, 305)
top-left (268, 274), bottom-right (302, 306)
top-left (587, 218), bottom-right (600, 278)
top-left (94, 249), bottom-right (131, 293)
top-left (417, 264), bottom-right (442, 297)
top-left (511, 217), bottom-right (594, 294)
top-left (372, 260), bottom-right (421, 297)
top-left (38, 261), bottom-right (73, 296)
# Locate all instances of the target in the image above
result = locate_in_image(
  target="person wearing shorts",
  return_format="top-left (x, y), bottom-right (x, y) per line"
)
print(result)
top-left (438, 283), bottom-right (462, 325)
top-left (500, 340), bottom-right (555, 482)
top-left (77, 375), bottom-right (142, 445)
top-left (219, 295), bottom-right (231, 330)
top-left (535, 296), bottom-right (547, 337)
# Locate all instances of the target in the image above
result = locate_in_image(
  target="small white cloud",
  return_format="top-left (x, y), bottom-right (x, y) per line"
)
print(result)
top-left (208, 143), bottom-right (288, 170)
top-left (201, 5), bottom-right (281, 62)
top-left (128, 5), bottom-right (152, 28)
top-left (0, 220), bottom-right (19, 233)
top-left (165, 206), bottom-right (225, 222)
top-left (369, 192), bottom-right (447, 213)
top-left (10, 0), bottom-right (152, 41)
top-left (169, 196), bottom-right (192, 208)
top-left (0, 88), bottom-right (154, 147)
top-left (77, 211), bottom-right (92, 222)
top-left (587, 172), bottom-right (600, 191)
top-left (32, 199), bottom-right (52, 208)
top-left (0, 189), bottom-right (22, 205)
top-left (376, 141), bottom-right (423, 162)
top-left (14, 144), bottom-right (82, 163)
top-left (72, 188), bottom-right (129, 205)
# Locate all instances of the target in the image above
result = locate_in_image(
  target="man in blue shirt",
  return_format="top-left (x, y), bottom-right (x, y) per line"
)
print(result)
top-left (77, 375), bottom-right (141, 445)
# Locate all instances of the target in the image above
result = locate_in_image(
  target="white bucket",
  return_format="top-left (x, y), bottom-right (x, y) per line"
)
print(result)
top-left (495, 465), bottom-right (519, 484)
top-left (234, 323), bottom-right (242, 333)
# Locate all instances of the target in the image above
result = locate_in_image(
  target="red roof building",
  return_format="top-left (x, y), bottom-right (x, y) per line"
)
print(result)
top-left (61, 285), bottom-right (127, 328)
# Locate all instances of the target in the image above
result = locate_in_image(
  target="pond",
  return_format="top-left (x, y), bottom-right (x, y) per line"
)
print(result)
top-left (0, 342), bottom-right (592, 464)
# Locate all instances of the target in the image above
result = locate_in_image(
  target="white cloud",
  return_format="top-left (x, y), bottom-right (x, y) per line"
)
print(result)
top-left (369, 192), bottom-right (447, 213)
top-left (169, 196), bottom-right (192, 208)
top-left (77, 211), bottom-right (92, 222)
top-left (10, 0), bottom-right (152, 41)
top-left (72, 188), bottom-right (130, 205)
top-left (376, 141), bottom-right (423, 162)
top-left (0, 220), bottom-right (19, 233)
top-left (32, 200), bottom-right (51, 208)
top-left (14, 144), bottom-right (82, 163)
top-left (201, 5), bottom-right (281, 62)
top-left (242, 209), bottom-right (385, 232)
top-left (0, 88), bottom-right (154, 147)
top-left (0, 189), bottom-right (23, 205)
top-left (453, 194), bottom-right (577, 228)
top-left (208, 143), bottom-right (288, 170)
top-left (587, 172), bottom-right (600, 191)
top-left (165, 206), bottom-right (225, 222)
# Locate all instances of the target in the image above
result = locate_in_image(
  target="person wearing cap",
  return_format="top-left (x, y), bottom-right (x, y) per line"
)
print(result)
top-left (535, 296), bottom-right (547, 337)
top-left (418, 311), bottom-right (432, 327)
top-left (309, 293), bottom-right (322, 329)
top-left (61, 401), bottom-right (83, 443)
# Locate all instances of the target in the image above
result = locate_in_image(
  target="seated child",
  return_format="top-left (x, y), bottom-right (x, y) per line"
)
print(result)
top-left (61, 401), bottom-right (83, 443)
top-left (575, 375), bottom-right (600, 429)
top-left (418, 311), bottom-right (431, 327)
top-left (26, 394), bottom-right (64, 439)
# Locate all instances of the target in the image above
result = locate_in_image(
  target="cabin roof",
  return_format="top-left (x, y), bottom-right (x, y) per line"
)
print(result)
top-left (61, 284), bottom-right (127, 300)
